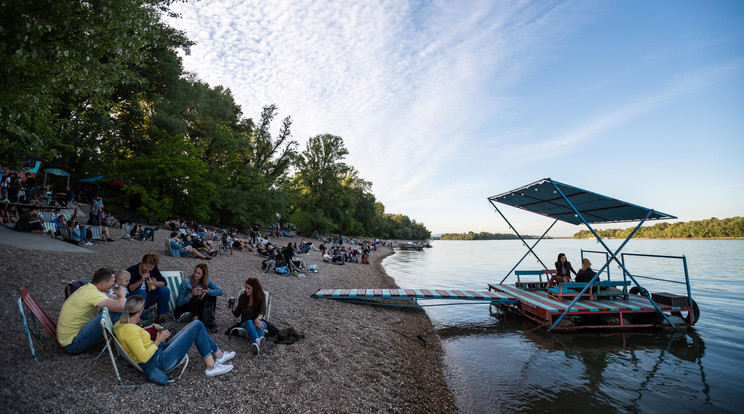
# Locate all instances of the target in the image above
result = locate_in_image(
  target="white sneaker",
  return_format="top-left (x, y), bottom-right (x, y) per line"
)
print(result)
top-left (251, 341), bottom-right (260, 355)
top-left (206, 363), bottom-right (233, 377)
top-left (259, 336), bottom-right (267, 351)
top-left (216, 350), bottom-right (235, 365)
top-left (85, 242), bottom-right (93, 246)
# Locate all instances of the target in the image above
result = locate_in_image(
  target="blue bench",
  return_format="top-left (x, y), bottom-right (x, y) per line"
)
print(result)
top-left (595, 280), bottom-right (630, 300)
top-left (515, 269), bottom-right (556, 291)
top-left (547, 282), bottom-right (594, 301)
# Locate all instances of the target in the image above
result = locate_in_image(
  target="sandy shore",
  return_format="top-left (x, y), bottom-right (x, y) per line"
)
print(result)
top-left (0, 229), bottom-right (456, 413)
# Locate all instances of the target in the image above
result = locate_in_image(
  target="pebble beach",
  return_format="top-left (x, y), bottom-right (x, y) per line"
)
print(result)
top-left (0, 228), bottom-right (456, 413)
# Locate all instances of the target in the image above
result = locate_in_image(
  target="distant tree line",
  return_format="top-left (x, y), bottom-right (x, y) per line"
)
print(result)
top-left (437, 231), bottom-right (541, 240)
top-left (0, 1), bottom-right (430, 240)
top-left (573, 217), bottom-right (744, 239)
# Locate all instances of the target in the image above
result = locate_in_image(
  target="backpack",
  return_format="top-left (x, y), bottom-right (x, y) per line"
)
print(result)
top-left (275, 327), bottom-right (304, 345)
top-left (64, 281), bottom-right (86, 299)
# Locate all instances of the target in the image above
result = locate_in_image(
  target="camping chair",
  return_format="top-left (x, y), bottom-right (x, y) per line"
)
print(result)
top-left (58, 226), bottom-right (74, 243)
top-left (89, 225), bottom-right (104, 241)
top-left (228, 289), bottom-right (272, 337)
top-left (120, 223), bottom-right (133, 239)
top-left (164, 237), bottom-right (174, 256)
top-left (18, 288), bottom-right (69, 361)
top-left (42, 221), bottom-right (57, 235)
top-left (18, 288), bottom-right (105, 361)
top-left (161, 271), bottom-right (192, 323)
top-left (100, 308), bottom-right (188, 387)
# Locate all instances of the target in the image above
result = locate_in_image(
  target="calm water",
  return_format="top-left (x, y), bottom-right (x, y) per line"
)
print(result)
top-left (382, 239), bottom-right (744, 414)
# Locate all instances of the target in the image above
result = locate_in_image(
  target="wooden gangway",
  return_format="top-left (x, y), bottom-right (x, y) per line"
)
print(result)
top-left (312, 288), bottom-right (517, 307)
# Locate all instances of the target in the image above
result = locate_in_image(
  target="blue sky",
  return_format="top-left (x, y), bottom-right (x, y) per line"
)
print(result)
top-left (164, 0), bottom-right (743, 236)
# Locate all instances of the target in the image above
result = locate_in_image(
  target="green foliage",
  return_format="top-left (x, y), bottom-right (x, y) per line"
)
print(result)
top-left (0, 1), bottom-right (432, 240)
top-left (113, 127), bottom-right (215, 221)
top-left (573, 217), bottom-right (744, 239)
top-left (439, 231), bottom-right (525, 240)
top-left (0, 0), bottom-right (192, 164)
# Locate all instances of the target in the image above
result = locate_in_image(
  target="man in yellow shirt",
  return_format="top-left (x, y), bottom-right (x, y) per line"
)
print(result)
top-left (57, 268), bottom-right (127, 353)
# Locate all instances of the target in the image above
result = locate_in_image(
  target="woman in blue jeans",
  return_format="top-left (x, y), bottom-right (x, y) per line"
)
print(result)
top-left (231, 278), bottom-right (268, 355)
top-left (114, 295), bottom-right (236, 384)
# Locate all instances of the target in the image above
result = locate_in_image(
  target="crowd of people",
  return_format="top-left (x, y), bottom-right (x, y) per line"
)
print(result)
top-left (57, 255), bottom-right (252, 384)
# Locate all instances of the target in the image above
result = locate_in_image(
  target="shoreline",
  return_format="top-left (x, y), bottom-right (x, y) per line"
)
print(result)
top-left (0, 230), bottom-right (456, 413)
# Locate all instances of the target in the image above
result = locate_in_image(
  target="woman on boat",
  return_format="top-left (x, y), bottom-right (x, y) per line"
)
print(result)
top-left (174, 263), bottom-right (223, 331)
top-left (575, 258), bottom-right (596, 283)
top-left (113, 295), bottom-right (235, 384)
top-left (230, 278), bottom-right (268, 356)
top-left (547, 253), bottom-right (577, 287)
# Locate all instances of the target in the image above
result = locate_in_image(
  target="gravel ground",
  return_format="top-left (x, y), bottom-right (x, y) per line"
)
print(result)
top-left (0, 229), bottom-right (456, 413)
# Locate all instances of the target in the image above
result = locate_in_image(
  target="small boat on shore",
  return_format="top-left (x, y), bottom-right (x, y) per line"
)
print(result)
top-left (397, 241), bottom-right (424, 251)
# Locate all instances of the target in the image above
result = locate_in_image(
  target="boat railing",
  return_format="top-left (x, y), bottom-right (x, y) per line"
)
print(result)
top-left (619, 252), bottom-right (692, 300)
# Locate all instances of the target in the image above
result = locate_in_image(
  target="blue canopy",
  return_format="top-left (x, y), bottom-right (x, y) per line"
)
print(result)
top-left (77, 175), bottom-right (106, 183)
top-left (488, 178), bottom-right (676, 225)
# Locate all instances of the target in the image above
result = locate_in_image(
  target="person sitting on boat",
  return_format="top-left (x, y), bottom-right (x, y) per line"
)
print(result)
top-left (575, 258), bottom-right (596, 283)
top-left (547, 253), bottom-right (577, 287)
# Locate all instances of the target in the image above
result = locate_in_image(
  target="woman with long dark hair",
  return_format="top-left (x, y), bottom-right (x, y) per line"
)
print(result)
top-left (231, 278), bottom-right (268, 355)
top-left (175, 263), bottom-right (223, 331)
top-left (547, 253), bottom-right (577, 287)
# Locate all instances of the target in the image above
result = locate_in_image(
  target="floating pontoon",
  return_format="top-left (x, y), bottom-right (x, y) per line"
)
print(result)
top-left (487, 178), bottom-right (698, 331)
top-left (313, 178), bottom-right (698, 331)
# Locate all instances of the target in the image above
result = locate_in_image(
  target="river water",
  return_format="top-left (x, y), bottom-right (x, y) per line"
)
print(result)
top-left (382, 239), bottom-right (744, 413)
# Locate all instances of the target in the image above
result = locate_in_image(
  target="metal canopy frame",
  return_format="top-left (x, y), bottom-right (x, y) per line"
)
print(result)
top-left (488, 178), bottom-right (678, 331)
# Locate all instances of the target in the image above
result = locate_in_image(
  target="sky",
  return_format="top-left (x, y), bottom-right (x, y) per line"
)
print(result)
top-left (163, 0), bottom-right (744, 236)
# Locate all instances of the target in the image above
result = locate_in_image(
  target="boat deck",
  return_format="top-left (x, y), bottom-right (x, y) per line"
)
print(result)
top-left (488, 283), bottom-right (694, 330)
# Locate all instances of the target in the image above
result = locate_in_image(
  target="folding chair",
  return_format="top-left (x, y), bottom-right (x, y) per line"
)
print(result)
top-left (18, 288), bottom-right (69, 361)
top-left (121, 223), bottom-right (133, 239)
top-left (164, 238), bottom-right (174, 256)
top-left (89, 225), bottom-right (104, 241)
top-left (100, 308), bottom-right (188, 387)
top-left (18, 288), bottom-right (105, 361)
top-left (161, 270), bottom-right (192, 322)
top-left (228, 290), bottom-right (271, 337)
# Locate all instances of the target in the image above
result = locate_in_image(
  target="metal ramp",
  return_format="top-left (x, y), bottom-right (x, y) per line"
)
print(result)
top-left (312, 288), bottom-right (517, 307)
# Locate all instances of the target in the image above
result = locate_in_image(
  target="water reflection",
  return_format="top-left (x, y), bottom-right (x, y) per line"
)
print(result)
top-left (441, 317), bottom-right (711, 413)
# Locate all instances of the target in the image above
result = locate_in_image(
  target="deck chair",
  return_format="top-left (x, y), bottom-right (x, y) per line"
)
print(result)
top-left (164, 238), bottom-right (174, 256)
top-left (18, 288), bottom-right (105, 361)
top-left (18, 288), bottom-right (69, 361)
top-left (38, 211), bottom-right (55, 222)
top-left (89, 225), bottom-right (104, 241)
top-left (100, 307), bottom-right (188, 387)
top-left (228, 290), bottom-right (272, 337)
top-left (161, 270), bottom-right (193, 322)
top-left (121, 223), bottom-right (133, 239)
top-left (42, 221), bottom-right (57, 234)
top-left (58, 226), bottom-right (74, 243)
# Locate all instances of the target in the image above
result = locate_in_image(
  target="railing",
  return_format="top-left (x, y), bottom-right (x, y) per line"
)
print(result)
top-left (619, 252), bottom-right (692, 300)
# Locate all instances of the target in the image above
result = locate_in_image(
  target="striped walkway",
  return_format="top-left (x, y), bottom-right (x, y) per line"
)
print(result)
top-left (312, 288), bottom-right (517, 305)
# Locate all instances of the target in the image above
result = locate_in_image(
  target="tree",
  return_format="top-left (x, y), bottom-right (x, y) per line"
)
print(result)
top-left (0, 0), bottom-right (192, 164)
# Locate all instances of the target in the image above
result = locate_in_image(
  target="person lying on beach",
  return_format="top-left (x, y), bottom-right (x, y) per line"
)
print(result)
top-left (575, 258), bottom-right (597, 283)
top-left (230, 278), bottom-right (268, 356)
top-left (170, 232), bottom-right (211, 260)
top-left (114, 295), bottom-right (235, 384)
top-left (175, 263), bottom-right (222, 332)
top-left (547, 253), bottom-right (577, 287)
